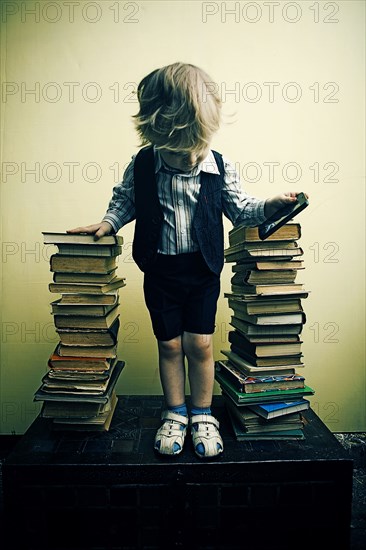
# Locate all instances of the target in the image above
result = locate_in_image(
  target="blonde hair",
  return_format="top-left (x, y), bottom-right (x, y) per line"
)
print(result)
top-left (133, 62), bottom-right (222, 154)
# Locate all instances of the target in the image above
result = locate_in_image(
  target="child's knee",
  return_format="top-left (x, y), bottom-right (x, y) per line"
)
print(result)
top-left (183, 333), bottom-right (212, 360)
top-left (158, 336), bottom-right (183, 358)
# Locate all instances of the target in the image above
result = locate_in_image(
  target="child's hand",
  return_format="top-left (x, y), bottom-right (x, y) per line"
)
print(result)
top-left (66, 221), bottom-right (113, 241)
top-left (264, 192), bottom-right (308, 219)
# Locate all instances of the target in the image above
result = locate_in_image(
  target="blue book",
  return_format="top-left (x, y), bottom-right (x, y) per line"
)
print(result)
top-left (248, 399), bottom-right (310, 420)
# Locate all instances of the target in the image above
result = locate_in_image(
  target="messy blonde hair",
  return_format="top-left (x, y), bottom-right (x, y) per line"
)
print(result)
top-left (133, 62), bottom-right (222, 154)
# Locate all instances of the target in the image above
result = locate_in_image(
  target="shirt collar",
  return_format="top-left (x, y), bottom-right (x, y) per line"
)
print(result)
top-left (153, 147), bottom-right (220, 177)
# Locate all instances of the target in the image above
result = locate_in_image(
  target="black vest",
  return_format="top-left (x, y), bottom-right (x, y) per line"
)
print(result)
top-left (132, 146), bottom-right (225, 275)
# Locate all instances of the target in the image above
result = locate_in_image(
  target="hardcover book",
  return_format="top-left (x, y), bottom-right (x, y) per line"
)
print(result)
top-left (50, 254), bottom-right (118, 274)
top-left (56, 318), bottom-right (120, 347)
top-left (52, 392), bottom-right (119, 431)
top-left (216, 360), bottom-right (305, 394)
top-left (220, 350), bottom-right (298, 376)
top-left (48, 352), bottom-right (112, 372)
top-left (230, 344), bottom-right (304, 367)
top-left (223, 394), bottom-right (304, 432)
top-left (57, 343), bottom-right (118, 358)
top-left (227, 296), bottom-right (303, 315)
top-left (55, 244), bottom-right (122, 257)
top-left (228, 330), bottom-right (303, 357)
top-left (231, 259), bottom-right (304, 272)
top-left (227, 408), bottom-right (305, 441)
top-left (231, 282), bottom-right (305, 296)
top-left (228, 223), bottom-right (301, 246)
top-left (53, 305), bottom-right (120, 329)
top-left (43, 232), bottom-right (123, 246)
top-left (230, 316), bottom-right (304, 337)
top-left (34, 360), bottom-right (125, 404)
top-left (248, 399), bottom-right (310, 420)
top-left (51, 299), bottom-right (119, 316)
top-left (231, 269), bottom-right (298, 285)
top-left (58, 292), bottom-right (119, 305)
top-left (52, 269), bottom-right (118, 284)
top-left (40, 392), bottom-right (115, 419)
top-left (215, 366), bottom-right (314, 405)
top-left (49, 277), bottom-right (126, 294)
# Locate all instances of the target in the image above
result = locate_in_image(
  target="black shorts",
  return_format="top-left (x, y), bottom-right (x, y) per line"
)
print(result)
top-left (143, 252), bottom-right (220, 341)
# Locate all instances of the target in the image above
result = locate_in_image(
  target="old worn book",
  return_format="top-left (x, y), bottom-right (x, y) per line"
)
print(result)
top-left (223, 394), bottom-right (304, 432)
top-left (229, 330), bottom-right (303, 358)
top-left (226, 407), bottom-right (305, 440)
top-left (48, 351), bottom-right (113, 372)
top-left (234, 334), bottom-right (301, 344)
top-left (227, 297), bottom-right (303, 315)
top-left (57, 342), bottom-right (118, 358)
top-left (215, 366), bottom-right (315, 405)
top-left (216, 360), bottom-right (305, 394)
top-left (58, 292), bottom-right (119, 305)
top-left (43, 232), bottom-right (123, 246)
top-left (232, 259), bottom-right (304, 272)
top-left (40, 392), bottom-right (115, 419)
top-left (226, 290), bottom-right (310, 301)
top-left (228, 306), bottom-right (305, 326)
top-left (34, 360), bottom-right (125, 404)
top-left (230, 316), bottom-right (303, 337)
top-left (56, 244), bottom-right (122, 257)
top-left (231, 269), bottom-right (297, 285)
top-left (224, 243), bottom-right (303, 263)
top-left (46, 369), bottom-right (110, 382)
top-left (56, 318), bottom-right (120, 347)
top-left (53, 305), bottom-right (119, 329)
top-left (49, 277), bottom-right (126, 294)
top-left (51, 392), bottom-right (118, 431)
top-left (41, 373), bottom-right (112, 394)
top-left (229, 344), bottom-right (304, 368)
top-left (231, 282), bottom-right (305, 296)
top-left (50, 254), bottom-right (118, 274)
top-left (220, 350), bottom-right (298, 376)
top-left (52, 269), bottom-right (118, 284)
top-left (228, 223), bottom-right (301, 246)
top-left (51, 299), bottom-right (119, 316)
top-left (57, 343), bottom-right (117, 359)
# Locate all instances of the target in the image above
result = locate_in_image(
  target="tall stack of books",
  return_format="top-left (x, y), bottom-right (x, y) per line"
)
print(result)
top-left (34, 232), bottom-right (126, 431)
top-left (216, 222), bottom-right (315, 440)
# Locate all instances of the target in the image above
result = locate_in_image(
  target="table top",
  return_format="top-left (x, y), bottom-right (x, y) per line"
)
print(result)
top-left (3, 395), bottom-right (351, 469)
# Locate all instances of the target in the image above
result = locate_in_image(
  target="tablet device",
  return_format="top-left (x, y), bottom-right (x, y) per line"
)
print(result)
top-left (258, 192), bottom-right (309, 240)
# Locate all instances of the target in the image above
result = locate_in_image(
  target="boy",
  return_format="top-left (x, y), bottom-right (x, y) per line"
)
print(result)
top-left (68, 62), bottom-right (302, 458)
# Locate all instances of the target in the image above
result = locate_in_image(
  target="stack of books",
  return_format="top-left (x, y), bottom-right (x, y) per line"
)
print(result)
top-left (34, 232), bottom-right (127, 431)
top-left (216, 222), bottom-right (315, 440)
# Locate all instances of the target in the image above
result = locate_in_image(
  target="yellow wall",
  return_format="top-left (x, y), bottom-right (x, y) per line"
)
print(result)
top-left (0, 0), bottom-right (365, 433)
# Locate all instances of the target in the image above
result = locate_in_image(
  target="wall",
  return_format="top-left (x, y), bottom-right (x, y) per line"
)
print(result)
top-left (0, 0), bottom-right (364, 433)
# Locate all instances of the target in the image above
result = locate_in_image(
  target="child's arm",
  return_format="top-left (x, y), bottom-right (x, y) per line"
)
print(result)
top-left (221, 157), bottom-right (308, 226)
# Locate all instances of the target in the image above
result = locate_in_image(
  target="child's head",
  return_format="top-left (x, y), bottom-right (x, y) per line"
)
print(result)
top-left (133, 62), bottom-right (221, 156)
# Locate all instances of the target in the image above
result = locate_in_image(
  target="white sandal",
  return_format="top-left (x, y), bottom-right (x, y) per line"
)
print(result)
top-left (190, 414), bottom-right (224, 458)
top-left (154, 411), bottom-right (188, 456)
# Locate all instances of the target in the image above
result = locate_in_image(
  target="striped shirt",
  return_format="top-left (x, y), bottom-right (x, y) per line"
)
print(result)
top-left (103, 147), bottom-right (266, 255)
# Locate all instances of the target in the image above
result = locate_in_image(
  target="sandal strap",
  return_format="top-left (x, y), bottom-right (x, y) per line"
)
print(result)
top-left (161, 410), bottom-right (189, 426)
top-left (190, 414), bottom-right (220, 429)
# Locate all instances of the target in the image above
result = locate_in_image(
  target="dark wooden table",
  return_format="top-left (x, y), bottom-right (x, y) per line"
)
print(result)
top-left (3, 395), bottom-right (353, 550)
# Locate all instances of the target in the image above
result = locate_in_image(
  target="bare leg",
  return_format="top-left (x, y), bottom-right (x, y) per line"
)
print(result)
top-left (182, 332), bottom-right (223, 457)
top-left (154, 336), bottom-right (188, 455)
top-left (182, 332), bottom-right (214, 408)
top-left (157, 336), bottom-right (186, 407)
